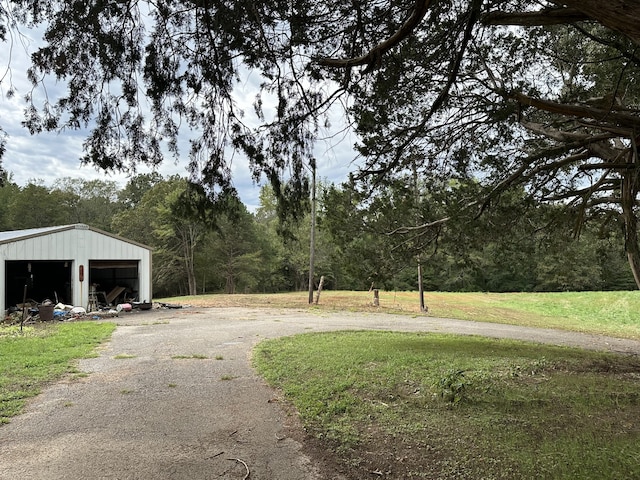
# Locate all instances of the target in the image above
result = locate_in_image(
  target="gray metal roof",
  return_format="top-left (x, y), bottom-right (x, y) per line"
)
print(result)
top-left (0, 224), bottom-right (151, 250)
top-left (0, 224), bottom-right (79, 244)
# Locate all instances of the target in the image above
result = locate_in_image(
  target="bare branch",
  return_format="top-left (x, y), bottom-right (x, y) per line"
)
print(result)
top-left (543, 179), bottom-right (619, 201)
top-left (552, 0), bottom-right (640, 46)
top-left (579, 163), bottom-right (636, 170)
top-left (520, 120), bottom-right (614, 144)
top-left (227, 458), bottom-right (250, 480)
top-left (318, 0), bottom-right (434, 71)
top-left (482, 8), bottom-right (589, 27)
top-left (387, 215), bottom-right (452, 235)
top-left (508, 91), bottom-right (640, 130)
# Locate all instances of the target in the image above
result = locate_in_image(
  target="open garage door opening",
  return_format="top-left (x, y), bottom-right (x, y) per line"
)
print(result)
top-left (89, 260), bottom-right (140, 306)
top-left (0, 225), bottom-right (152, 314)
top-left (5, 260), bottom-right (73, 308)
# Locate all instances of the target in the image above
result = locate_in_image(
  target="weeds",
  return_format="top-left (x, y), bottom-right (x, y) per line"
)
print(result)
top-left (113, 353), bottom-right (137, 359)
top-left (254, 330), bottom-right (640, 479)
top-left (436, 369), bottom-right (469, 405)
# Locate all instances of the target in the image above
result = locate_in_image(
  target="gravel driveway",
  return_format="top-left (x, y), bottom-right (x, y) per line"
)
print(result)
top-left (1, 306), bottom-right (639, 480)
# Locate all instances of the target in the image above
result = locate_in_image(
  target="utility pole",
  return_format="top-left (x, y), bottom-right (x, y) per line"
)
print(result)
top-left (418, 263), bottom-right (426, 312)
top-left (308, 159), bottom-right (317, 304)
top-left (413, 158), bottom-right (427, 312)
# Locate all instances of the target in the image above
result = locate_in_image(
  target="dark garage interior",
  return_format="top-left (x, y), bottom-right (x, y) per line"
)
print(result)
top-left (4, 260), bottom-right (141, 309)
top-left (5, 260), bottom-right (73, 307)
top-left (89, 260), bottom-right (140, 305)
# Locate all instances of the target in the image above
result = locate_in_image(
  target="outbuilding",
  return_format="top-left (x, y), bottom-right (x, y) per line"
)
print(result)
top-left (0, 224), bottom-right (152, 314)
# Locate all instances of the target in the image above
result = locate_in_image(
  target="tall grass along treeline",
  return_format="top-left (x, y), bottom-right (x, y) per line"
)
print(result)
top-left (159, 290), bottom-right (640, 339)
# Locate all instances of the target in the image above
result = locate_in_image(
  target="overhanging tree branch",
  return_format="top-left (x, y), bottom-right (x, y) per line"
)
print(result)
top-left (551, 0), bottom-right (640, 46)
top-left (482, 8), bottom-right (590, 27)
top-left (318, 0), bottom-right (434, 71)
top-left (354, 0), bottom-right (482, 185)
top-left (507, 91), bottom-right (640, 130)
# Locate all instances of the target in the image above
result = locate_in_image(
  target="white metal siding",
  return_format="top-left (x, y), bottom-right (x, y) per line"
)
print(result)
top-left (1, 226), bottom-right (152, 313)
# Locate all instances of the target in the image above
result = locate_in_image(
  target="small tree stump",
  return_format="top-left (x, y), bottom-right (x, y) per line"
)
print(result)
top-left (314, 276), bottom-right (325, 305)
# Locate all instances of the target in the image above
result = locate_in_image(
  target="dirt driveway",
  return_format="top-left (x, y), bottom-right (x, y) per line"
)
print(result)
top-left (1, 307), bottom-right (639, 480)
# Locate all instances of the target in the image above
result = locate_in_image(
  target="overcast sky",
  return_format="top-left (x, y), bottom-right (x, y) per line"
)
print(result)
top-left (0, 27), bottom-right (359, 211)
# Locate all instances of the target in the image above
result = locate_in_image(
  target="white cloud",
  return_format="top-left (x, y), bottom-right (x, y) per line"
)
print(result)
top-left (0, 21), bottom-right (360, 212)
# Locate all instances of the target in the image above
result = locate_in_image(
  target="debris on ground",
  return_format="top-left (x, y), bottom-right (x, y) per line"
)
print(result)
top-left (157, 302), bottom-right (184, 309)
top-left (3, 299), bottom-right (187, 325)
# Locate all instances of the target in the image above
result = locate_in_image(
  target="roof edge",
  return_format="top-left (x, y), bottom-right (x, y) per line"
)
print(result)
top-left (83, 224), bottom-right (152, 250)
top-left (0, 224), bottom-right (152, 250)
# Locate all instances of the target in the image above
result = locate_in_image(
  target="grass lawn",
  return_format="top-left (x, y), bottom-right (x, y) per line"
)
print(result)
top-left (161, 290), bottom-right (640, 478)
top-left (3, 291), bottom-right (639, 478)
top-left (254, 330), bottom-right (640, 480)
top-left (0, 322), bottom-right (116, 423)
top-left (159, 290), bottom-right (640, 339)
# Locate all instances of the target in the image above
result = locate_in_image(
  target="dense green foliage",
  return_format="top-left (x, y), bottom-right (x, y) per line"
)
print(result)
top-left (2, 2), bottom-right (640, 289)
top-left (254, 331), bottom-right (640, 479)
top-left (0, 174), bottom-right (635, 296)
top-left (0, 322), bottom-right (116, 423)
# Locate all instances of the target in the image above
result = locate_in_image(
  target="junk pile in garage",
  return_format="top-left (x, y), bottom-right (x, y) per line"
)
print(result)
top-left (2, 296), bottom-right (156, 326)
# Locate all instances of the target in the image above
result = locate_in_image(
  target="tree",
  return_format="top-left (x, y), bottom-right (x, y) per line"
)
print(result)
top-left (54, 178), bottom-right (119, 231)
top-left (112, 176), bottom-right (206, 296)
top-left (117, 172), bottom-right (164, 210)
top-left (253, 185), bottom-right (299, 292)
top-left (318, 2), bottom-right (640, 287)
top-left (201, 203), bottom-right (264, 294)
top-left (111, 177), bottom-right (162, 249)
top-left (8, 180), bottom-right (72, 228)
top-left (3, 1), bottom-right (640, 286)
top-left (0, 177), bottom-right (19, 230)
top-left (321, 177), bottom-right (637, 292)
top-left (321, 177), bottom-right (440, 290)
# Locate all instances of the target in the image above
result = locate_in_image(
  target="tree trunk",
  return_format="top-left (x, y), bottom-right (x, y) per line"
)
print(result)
top-left (182, 227), bottom-right (198, 296)
top-left (621, 171), bottom-right (640, 289)
top-left (314, 276), bottom-right (325, 305)
top-left (418, 263), bottom-right (427, 312)
top-left (555, 0), bottom-right (640, 46)
top-left (225, 266), bottom-right (236, 294)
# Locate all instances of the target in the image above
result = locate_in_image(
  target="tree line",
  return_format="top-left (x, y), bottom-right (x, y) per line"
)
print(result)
top-left (0, 173), bottom-right (634, 297)
top-left (2, 3), bottom-right (640, 292)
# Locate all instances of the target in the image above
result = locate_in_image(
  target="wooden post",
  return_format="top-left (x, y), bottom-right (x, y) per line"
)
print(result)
top-left (418, 263), bottom-right (427, 312)
top-left (314, 276), bottom-right (325, 305)
top-left (20, 283), bottom-right (28, 333)
top-left (373, 289), bottom-right (379, 307)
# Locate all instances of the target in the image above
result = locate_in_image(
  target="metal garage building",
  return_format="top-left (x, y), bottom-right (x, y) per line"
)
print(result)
top-left (0, 224), bottom-right (152, 314)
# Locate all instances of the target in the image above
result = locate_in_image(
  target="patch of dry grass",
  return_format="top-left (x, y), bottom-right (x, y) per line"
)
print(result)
top-left (157, 290), bottom-right (640, 339)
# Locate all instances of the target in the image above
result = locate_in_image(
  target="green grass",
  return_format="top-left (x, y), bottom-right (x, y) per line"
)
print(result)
top-left (254, 330), bottom-right (640, 480)
top-left (113, 353), bottom-right (137, 359)
top-left (0, 322), bottom-right (116, 423)
top-left (427, 291), bottom-right (640, 337)
top-left (171, 354), bottom-right (209, 359)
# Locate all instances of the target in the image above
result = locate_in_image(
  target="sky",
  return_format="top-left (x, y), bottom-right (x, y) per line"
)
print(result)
top-left (0, 26), bottom-right (359, 211)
